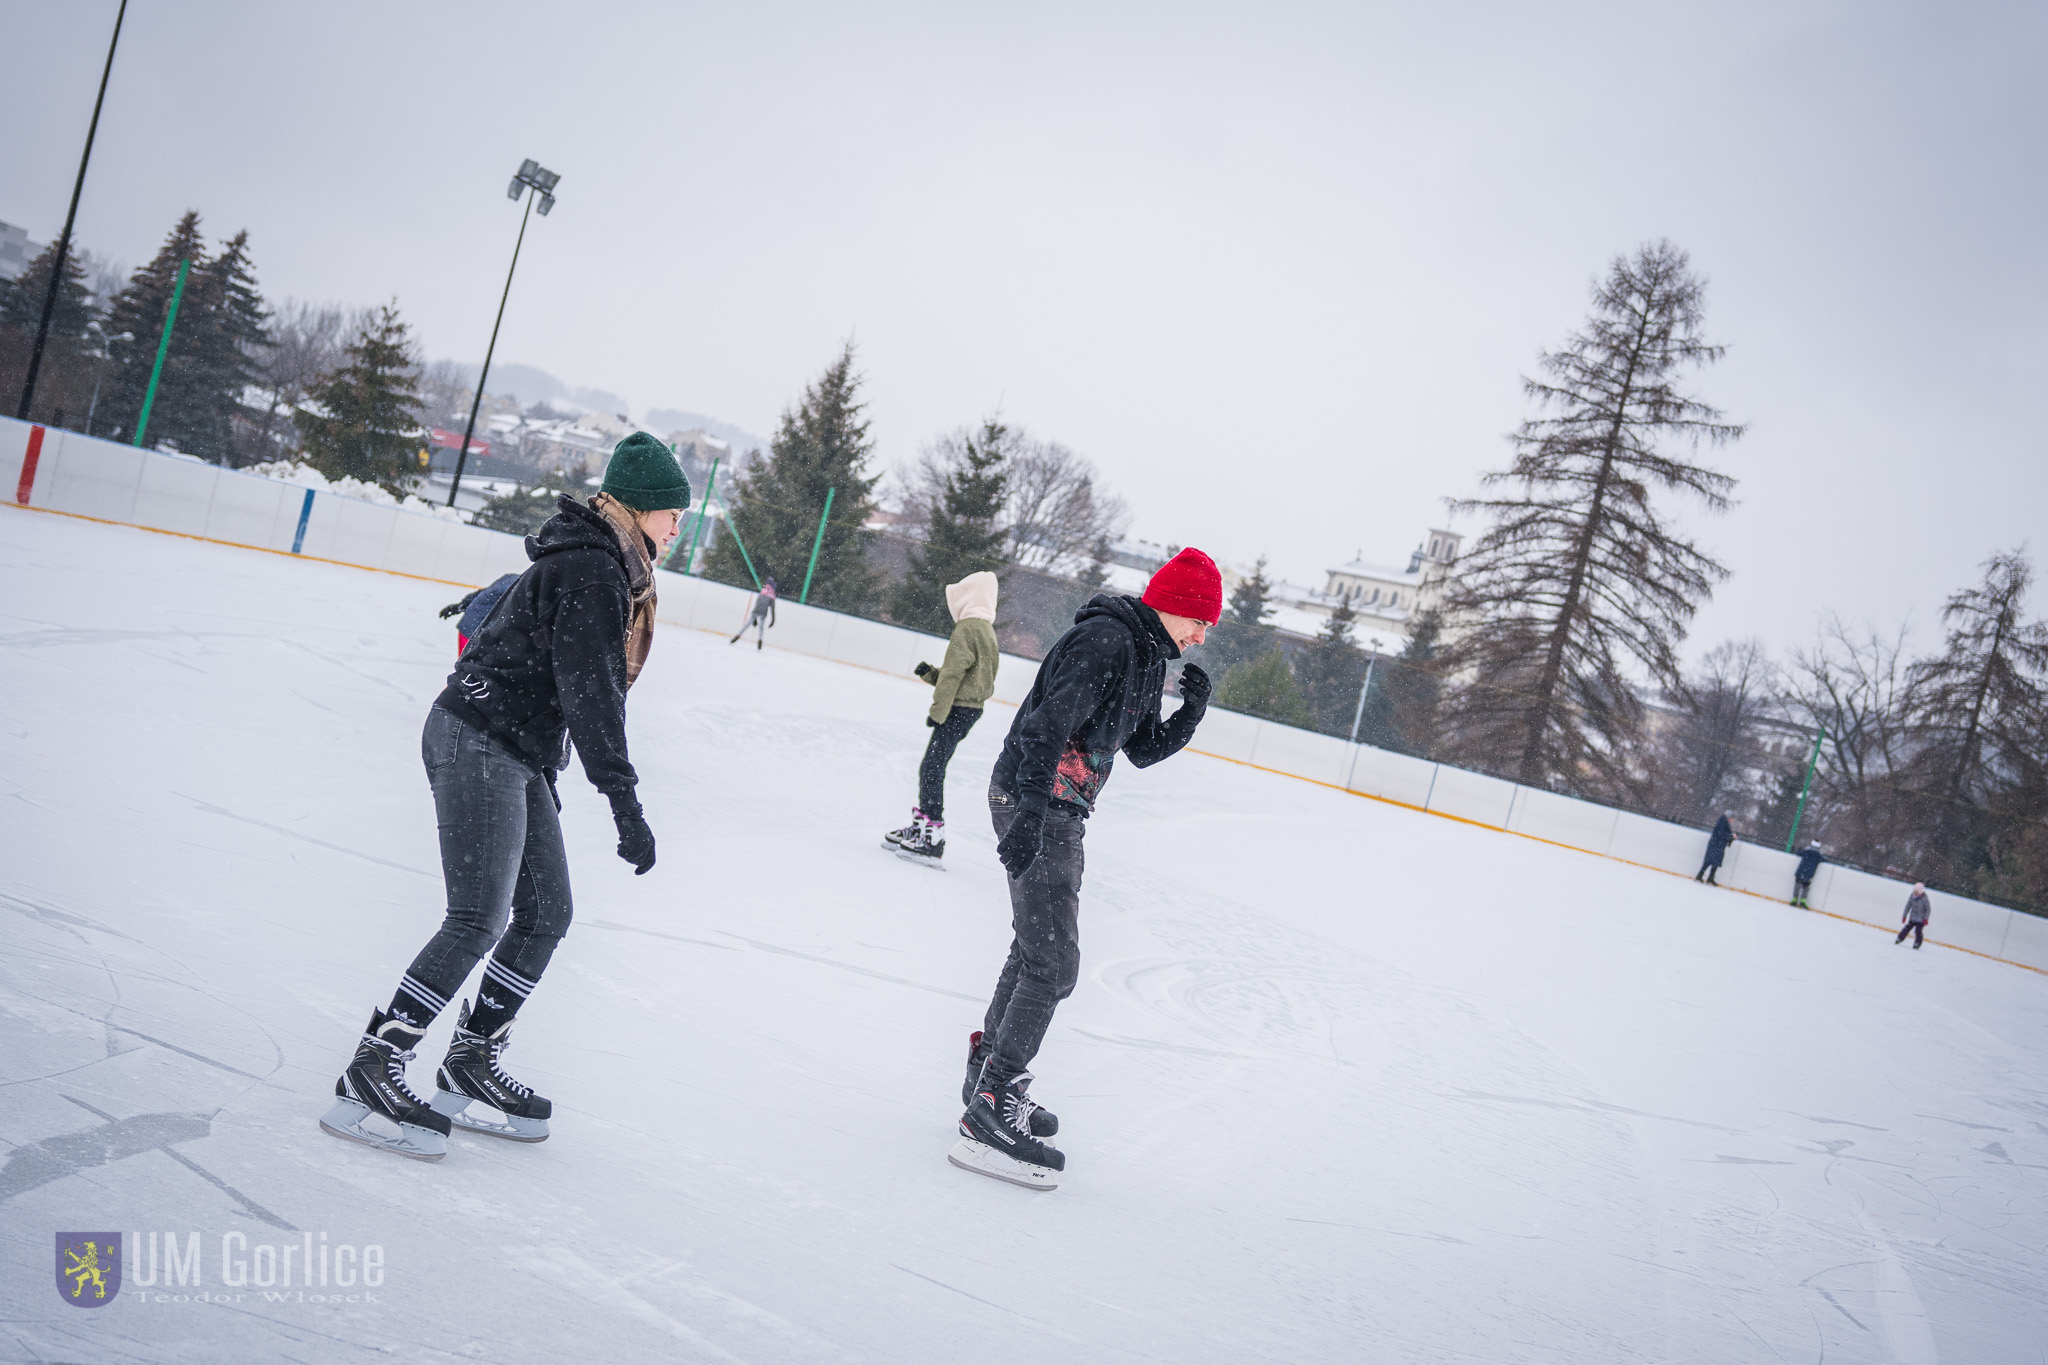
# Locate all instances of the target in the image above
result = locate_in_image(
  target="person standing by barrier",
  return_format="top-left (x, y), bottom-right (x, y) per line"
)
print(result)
top-left (1791, 840), bottom-right (1825, 907)
top-left (730, 575), bottom-right (777, 649)
top-left (1696, 812), bottom-right (1735, 885)
top-left (950, 548), bottom-right (1219, 1190)
top-left (321, 432), bottom-right (690, 1161)
top-left (886, 570), bottom-right (1000, 866)
top-left (1896, 883), bottom-right (1932, 948)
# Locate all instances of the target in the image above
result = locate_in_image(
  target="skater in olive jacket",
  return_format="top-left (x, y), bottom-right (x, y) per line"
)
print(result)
top-left (886, 571), bottom-right (1001, 864)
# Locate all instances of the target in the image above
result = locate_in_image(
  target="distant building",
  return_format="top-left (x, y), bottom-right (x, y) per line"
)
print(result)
top-left (1260, 528), bottom-right (1462, 641)
top-left (0, 220), bottom-right (42, 282)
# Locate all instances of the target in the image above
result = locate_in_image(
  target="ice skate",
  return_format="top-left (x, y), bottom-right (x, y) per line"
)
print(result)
top-left (952, 1070), bottom-right (1063, 1190)
top-left (320, 1008), bottom-right (451, 1161)
top-left (883, 809), bottom-right (927, 849)
top-left (429, 1000), bottom-right (552, 1142)
top-left (961, 1030), bottom-right (1056, 1135)
top-left (894, 814), bottom-right (947, 869)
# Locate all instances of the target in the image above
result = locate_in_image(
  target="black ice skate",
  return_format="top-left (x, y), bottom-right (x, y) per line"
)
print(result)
top-left (429, 1000), bottom-right (552, 1142)
top-left (951, 1070), bottom-right (1064, 1190)
top-left (961, 1030), bottom-right (1056, 1136)
top-left (320, 1008), bottom-right (452, 1161)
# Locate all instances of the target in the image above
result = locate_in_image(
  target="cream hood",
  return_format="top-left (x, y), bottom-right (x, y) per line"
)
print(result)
top-left (945, 571), bottom-right (999, 623)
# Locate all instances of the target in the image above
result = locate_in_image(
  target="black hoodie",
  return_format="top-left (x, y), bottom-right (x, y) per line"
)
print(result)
top-left (436, 496), bottom-right (643, 796)
top-left (992, 594), bottom-right (1207, 816)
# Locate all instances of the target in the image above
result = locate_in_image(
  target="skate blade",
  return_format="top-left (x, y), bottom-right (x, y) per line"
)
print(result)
top-left (319, 1098), bottom-right (447, 1161)
top-left (948, 1136), bottom-right (1058, 1190)
top-left (891, 846), bottom-right (947, 871)
top-left (430, 1090), bottom-right (549, 1142)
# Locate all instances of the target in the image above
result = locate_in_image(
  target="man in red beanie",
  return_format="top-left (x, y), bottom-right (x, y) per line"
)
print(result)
top-left (951, 548), bottom-right (1220, 1189)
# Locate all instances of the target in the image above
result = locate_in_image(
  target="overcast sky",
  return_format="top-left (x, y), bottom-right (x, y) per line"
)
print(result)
top-left (7, 1), bottom-right (2043, 662)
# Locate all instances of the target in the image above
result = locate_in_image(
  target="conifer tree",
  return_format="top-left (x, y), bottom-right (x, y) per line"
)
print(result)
top-left (1899, 548), bottom-right (2048, 894)
top-left (1196, 554), bottom-right (1280, 684)
top-left (1297, 599), bottom-right (1368, 735)
top-left (1364, 609), bottom-right (1443, 755)
top-left (296, 301), bottom-right (424, 494)
top-left (703, 343), bottom-right (882, 612)
top-left (1215, 649), bottom-right (1311, 727)
top-left (195, 230), bottom-right (270, 463)
top-left (99, 212), bottom-right (209, 447)
top-left (1227, 555), bottom-right (1276, 626)
top-left (1438, 240), bottom-right (1744, 791)
top-left (890, 415), bottom-right (1010, 634)
top-left (0, 240), bottom-right (101, 425)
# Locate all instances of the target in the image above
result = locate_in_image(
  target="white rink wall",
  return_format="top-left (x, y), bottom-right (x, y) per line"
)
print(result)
top-left (8, 414), bottom-right (2044, 975)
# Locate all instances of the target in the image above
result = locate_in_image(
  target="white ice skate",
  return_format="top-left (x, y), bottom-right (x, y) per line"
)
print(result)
top-left (948, 1135), bottom-right (1060, 1190)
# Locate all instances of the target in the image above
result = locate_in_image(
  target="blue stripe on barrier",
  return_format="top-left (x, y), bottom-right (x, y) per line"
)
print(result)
top-left (291, 487), bottom-right (315, 554)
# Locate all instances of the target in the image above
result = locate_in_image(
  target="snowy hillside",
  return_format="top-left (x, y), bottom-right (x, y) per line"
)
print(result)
top-left (3, 505), bottom-right (2046, 1364)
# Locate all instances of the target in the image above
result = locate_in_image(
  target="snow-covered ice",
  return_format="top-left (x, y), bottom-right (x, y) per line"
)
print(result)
top-left (4, 505), bottom-right (2046, 1363)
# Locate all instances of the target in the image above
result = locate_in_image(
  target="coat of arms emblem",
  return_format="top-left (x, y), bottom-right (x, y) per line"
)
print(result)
top-left (55, 1233), bottom-right (122, 1307)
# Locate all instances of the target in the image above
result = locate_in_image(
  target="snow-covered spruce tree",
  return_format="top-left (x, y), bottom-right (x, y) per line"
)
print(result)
top-left (1899, 548), bottom-right (2048, 897)
top-left (890, 415), bottom-right (1010, 634)
top-left (0, 237), bottom-right (102, 426)
top-left (295, 302), bottom-right (424, 495)
top-left (1297, 598), bottom-right (1368, 736)
top-left (99, 211), bottom-right (209, 446)
top-left (1438, 240), bottom-right (1744, 793)
top-left (702, 343), bottom-right (881, 613)
top-left (195, 230), bottom-right (271, 465)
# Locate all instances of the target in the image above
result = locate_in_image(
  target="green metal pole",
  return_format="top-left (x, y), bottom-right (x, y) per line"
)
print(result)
top-left (673, 455), bottom-right (718, 573)
top-left (132, 256), bottom-right (189, 448)
top-left (1784, 727), bottom-right (1826, 852)
top-left (722, 507), bottom-right (762, 589)
top-left (799, 486), bottom-right (835, 604)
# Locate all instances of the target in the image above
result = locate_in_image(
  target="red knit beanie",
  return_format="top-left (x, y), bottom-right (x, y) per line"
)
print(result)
top-left (1142, 547), bottom-right (1223, 624)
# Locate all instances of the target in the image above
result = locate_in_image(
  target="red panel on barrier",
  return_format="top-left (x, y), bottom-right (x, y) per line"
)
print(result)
top-left (16, 424), bottom-right (44, 504)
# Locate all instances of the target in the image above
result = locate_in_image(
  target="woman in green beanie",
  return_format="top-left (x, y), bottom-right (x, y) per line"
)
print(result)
top-left (322, 432), bottom-right (691, 1160)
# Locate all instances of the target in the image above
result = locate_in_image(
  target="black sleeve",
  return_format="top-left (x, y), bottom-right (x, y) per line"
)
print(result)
top-left (1010, 629), bottom-right (1124, 815)
top-left (1125, 691), bottom-right (1206, 768)
top-left (551, 582), bottom-right (639, 795)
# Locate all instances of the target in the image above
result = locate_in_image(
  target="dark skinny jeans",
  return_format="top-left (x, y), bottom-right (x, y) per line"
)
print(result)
top-left (982, 787), bottom-right (1085, 1080)
top-left (394, 705), bottom-right (573, 1028)
top-left (917, 705), bottom-right (981, 820)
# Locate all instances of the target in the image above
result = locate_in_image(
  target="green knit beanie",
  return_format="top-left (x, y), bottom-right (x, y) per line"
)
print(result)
top-left (600, 431), bottom-right (693, 511)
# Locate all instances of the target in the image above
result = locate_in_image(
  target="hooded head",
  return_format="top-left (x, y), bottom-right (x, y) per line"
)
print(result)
top-left (1912, 882), bottom-right (1926, 894)
top-left (946, 571), bottom-right (999, 623)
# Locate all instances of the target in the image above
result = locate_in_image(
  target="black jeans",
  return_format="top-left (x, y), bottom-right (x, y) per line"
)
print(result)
top-left (1793, 876), bottom-right (1813, 904)
top-left (395, 705), bottom-right (574, 1028)
top-left (1896, 922), bottom-right (1925, 947)
top-left (917, 705), bottom-right (981, 819)
top-left (983, 787), bottom-right (1085, 1080)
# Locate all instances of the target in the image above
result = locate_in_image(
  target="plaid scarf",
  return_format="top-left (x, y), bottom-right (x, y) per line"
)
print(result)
top-left (589, 492), bottom-right (657, 687)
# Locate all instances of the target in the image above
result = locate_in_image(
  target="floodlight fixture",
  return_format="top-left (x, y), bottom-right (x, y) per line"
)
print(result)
top-left (447, 158), bottom-right (565, 506)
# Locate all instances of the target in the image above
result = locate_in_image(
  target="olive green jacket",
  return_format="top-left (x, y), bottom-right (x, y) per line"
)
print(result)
top-left (927, 616), bottom-right (999, 724)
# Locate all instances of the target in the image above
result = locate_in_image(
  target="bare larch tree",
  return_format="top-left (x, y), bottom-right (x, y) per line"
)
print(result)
top-left (1439, 240), bottom-right (1745, 792)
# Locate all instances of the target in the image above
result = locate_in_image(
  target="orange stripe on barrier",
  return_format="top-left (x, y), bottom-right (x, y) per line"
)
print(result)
top-left (1184, 745), bottom-right (2048, 978)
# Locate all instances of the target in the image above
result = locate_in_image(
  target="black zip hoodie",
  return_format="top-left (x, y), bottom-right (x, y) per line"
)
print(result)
top-left (436, 496), bottom-right (643, 796)
top-left (992, 594), bottom-right (1207, 816)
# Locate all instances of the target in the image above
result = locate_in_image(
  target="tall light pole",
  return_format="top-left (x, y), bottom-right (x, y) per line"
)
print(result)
top-left (447, 159), bottom-right (559, 507)
top-left (17, 0), bottom-right (127, 421)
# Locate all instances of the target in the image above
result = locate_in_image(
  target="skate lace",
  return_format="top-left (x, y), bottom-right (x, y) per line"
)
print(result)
top-left (1001, 1082), bottom-right (1040, 1135)
top-left (382, 1046), bottom-right (430, 1108)
top-left (485, 1036), bottom-right (532, 1099)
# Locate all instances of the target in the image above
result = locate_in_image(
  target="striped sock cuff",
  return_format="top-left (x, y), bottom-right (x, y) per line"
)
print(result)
top-left (484, 958), bottom-right (537, 1000)
top-left (389, 973), bottom-right (449, 1028)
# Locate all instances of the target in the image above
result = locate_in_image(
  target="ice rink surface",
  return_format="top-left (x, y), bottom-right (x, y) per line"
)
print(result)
top-left (4, 506), bottom-right (2046, 1364)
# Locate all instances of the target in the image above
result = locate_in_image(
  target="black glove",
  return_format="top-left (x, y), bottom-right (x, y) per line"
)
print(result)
top-left (609, 790), bottom-right (655, 874)
top-left (1178, 662), bottom-right (1212, 707)
top-left (914, 661), bottom-right (935, 680)
top-left (996, 809), bottom-right (1045, 880)
top-left (437, 589), bottom-right (479, 620)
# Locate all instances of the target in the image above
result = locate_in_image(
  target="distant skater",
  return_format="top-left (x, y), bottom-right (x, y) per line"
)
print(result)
top-left (439, 572), bottom-right (520, 656)
top-left (885, 571), bottom-right (1000, 866)
top-left (1791, 840), bottom-right (1825, 907)
top-left (951, 548), bottom-right (1218, 1191)
top-left (321, 433), bottom-right (689, 1161)
top-left (731, 576), bottom-right (777, 648)
top-left (1896, 883), bottom-right (1932, 948)
top-left (1696, 812), bottom-right (1735, 885)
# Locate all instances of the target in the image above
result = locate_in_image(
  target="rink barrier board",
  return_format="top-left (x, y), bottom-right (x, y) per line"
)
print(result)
top-left (5, 413), bottom-right (2044, 977)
